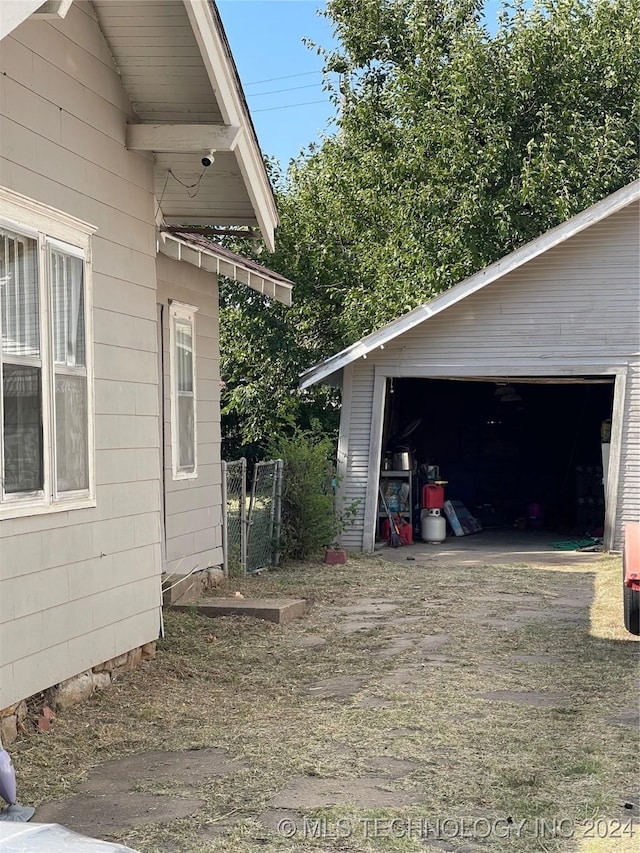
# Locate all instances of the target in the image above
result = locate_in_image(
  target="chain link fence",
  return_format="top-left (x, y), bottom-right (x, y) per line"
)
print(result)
top-left (221, 458), bottom-right (247, 576)
top-left (222, 458), bottom-right (283, 576)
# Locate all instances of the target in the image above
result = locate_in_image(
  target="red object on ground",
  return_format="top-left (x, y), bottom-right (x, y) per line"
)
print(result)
top-left (422, 484), bottom-right (444, 509)
top-left (324, 548), bottom-right (347, 565)
top-left (37, 715), bottom-right (52, 732)
top-left (397, 518), bottom-right (413, 545)
top-left (381, 517), bottom-right (412, 545)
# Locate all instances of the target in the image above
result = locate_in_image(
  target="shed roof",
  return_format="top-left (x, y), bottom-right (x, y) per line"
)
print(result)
top-left (299, 180), bottom-right (640, 389)
top-left (159, 230), bottom-right (293, 306)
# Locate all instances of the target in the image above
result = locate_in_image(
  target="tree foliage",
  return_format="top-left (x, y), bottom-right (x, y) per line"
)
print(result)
top-left (220, 0), bottom-right (639, 457)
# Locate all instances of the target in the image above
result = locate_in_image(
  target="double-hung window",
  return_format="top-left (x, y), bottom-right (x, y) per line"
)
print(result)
top-left (169, 301), bottom-right (197, 479)
top-left (0, 188), bottom-right (95, 517)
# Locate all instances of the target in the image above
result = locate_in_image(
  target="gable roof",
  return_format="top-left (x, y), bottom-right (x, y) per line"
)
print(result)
top-left (299, 180), bottom-right (640, 389)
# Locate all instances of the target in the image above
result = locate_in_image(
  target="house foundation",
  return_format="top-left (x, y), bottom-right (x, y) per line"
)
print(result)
top-left (0, 642), bottom-right (156, 746)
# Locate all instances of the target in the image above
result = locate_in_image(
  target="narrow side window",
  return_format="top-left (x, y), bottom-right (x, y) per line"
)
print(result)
top-left (50, 244), bottom-right (89, 494)
top-left (169, 301), bottom-right (197, 479)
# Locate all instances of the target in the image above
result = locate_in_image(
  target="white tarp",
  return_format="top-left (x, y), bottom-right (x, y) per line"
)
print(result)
top-left (0, 822), bottom-right (140, 852)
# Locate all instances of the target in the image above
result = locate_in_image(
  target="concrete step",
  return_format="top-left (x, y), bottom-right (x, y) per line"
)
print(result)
top-left (171, 597), bottom-right (308, 624)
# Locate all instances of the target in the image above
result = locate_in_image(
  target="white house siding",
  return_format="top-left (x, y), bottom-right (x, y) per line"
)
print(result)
top-left (339, 202), bottom-right (639, 551)
top-left (617, 361), bottom-right (640, 536)
top-left (0, 4), bottom-right (162, 708)
top-left (156, 255), bottom-right (223, 577)
top-left (339, 361), bottom-right (376, 550)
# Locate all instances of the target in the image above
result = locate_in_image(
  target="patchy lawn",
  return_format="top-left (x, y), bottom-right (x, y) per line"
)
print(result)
top-left (11, 553), bottom-right (639, 852)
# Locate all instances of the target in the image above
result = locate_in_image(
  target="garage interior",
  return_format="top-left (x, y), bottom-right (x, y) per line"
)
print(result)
top-left (380, 377), bottom-right (614, 542)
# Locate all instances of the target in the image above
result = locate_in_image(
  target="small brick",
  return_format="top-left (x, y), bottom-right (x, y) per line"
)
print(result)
top-left (126, 647), bottom-right (143, 670)
top-left (1, 714), bottom-right (18, 745)
top-left (37, 715), bottom-right (52, 733)
top-left (141, 641), bottom-right (156, 661)
top-left (92, 671), bottom-right (111, 690)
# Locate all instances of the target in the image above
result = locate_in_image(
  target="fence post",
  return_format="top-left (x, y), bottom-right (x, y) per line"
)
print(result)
top-left (221, 460), bottom-right (228, 577)
top-left (272, 459), bottom-right (283, 567)
top-left (240, 456), bottom-right (247, 575)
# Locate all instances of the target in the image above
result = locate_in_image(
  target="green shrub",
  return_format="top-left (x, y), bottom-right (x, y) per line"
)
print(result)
top-left (269, 429), bottom-right (338, 561)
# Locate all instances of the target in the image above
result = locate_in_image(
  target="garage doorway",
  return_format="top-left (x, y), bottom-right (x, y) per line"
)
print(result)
top-left (380, 377), bottom-right (615, 541)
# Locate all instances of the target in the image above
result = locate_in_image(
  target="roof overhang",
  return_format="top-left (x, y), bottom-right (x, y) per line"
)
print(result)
top-left (179, 0), bottom-right (279, 251)
top-left (159, 231), bottom-right (293, 306)
top-left (300, 179), bottom-right (640, 389)
top-left (4, 2), bottom-right (279, 250)
top-left (0, 1), bottom-right (51, 39)
top-left (90, 0), bottom-right (278, 252)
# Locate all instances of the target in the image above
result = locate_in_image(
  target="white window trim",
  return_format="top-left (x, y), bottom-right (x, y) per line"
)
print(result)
top-left (0, 188), bottom-right (96, 519)
top-left (169, 300), bottom-right (198, 481)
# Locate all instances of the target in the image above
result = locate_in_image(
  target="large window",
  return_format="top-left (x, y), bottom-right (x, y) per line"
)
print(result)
top-left (0, 189), bottom-right (94, 516)
top-left (169, 301), bottom-right (197, 479)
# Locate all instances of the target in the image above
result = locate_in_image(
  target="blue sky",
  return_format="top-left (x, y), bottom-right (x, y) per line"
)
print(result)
top-left (218, 1), bottom-right (504, 167)
top-left (217, 1), bottom-right (338, 167)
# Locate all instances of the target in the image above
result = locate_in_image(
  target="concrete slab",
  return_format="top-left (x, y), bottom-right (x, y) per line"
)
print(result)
top-left (79, 748), bottom-right (243, 794)
top-left (479, 690), bottom-right (571, 708)
top-left (35, 747), bottom-right (243, 840)
top-left (172, 597), bottom-right (307, 624)
top-left (294, 635), bottom-right (327, 649)
top-left (377, 529), bottom-right (606, 568)
top-left (35, 793), bottom-right (205, 836)
top-left (268, 776), bottom-right (420, 809)
top-left (305, 674), bottom-right (369, 700)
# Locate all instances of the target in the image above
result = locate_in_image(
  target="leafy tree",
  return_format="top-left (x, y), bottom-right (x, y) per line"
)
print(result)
top-left (220, 0), bottom-right (639, 456)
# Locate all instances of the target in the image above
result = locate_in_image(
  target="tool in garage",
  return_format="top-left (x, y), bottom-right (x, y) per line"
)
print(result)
top-left (379, 486), bottom-right (402, 548)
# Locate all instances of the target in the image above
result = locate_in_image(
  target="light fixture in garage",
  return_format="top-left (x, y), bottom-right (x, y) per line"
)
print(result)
top-left (494, 383), bottom-right (523, 403)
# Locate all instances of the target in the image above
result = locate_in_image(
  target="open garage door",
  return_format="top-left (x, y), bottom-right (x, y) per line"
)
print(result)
top-left (380, 377), bottom-right (614, 543)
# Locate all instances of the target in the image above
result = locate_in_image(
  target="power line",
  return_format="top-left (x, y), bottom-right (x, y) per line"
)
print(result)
top-left (252, 99), bottom-right (329, 113)
top-left (245, 69), bottom-right (322, 86)
top-left (249, 82), bottom-right (320, 97)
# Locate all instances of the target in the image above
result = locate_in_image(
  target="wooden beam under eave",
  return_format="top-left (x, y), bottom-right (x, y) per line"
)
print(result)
top-left (32, 0), bottom-right (73, 19)
top-left (126, 124), bottom-right (241, 153)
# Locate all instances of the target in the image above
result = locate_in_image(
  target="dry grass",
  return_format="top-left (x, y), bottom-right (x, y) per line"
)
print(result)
top-left (9, 552), bottom-right (639, 853)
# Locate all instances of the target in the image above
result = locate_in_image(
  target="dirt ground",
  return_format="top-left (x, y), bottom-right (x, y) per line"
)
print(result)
top-left (11, 543), bottom-right (640, 852)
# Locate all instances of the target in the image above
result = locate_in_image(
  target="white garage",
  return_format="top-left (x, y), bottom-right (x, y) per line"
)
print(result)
top-left (301, 182), bottom-right (640, 552)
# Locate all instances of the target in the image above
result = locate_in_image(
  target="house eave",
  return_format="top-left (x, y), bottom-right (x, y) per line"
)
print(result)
top-left (182, 0), bottom-right (279, 252)
top-left (0, 0), bottom-right (46, 39)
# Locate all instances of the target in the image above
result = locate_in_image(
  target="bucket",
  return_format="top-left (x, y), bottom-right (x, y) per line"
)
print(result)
top-left (422, 483), bottom-right (444, 509)
top-left (392, 451), bottom-right (412, 470)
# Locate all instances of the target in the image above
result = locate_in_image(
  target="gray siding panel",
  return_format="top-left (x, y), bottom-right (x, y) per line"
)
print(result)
top-left (617, 362), bottom-right (640, 543)
top-left (0, 4), bottom-right (162, 708)
top-left (156, 255), bottom-right (223, 575)
top-left (341, 362), bottom-right (375, 549)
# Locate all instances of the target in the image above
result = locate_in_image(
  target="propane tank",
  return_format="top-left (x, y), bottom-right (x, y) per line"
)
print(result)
top-left (421, 508), bottom-right (446, 544)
